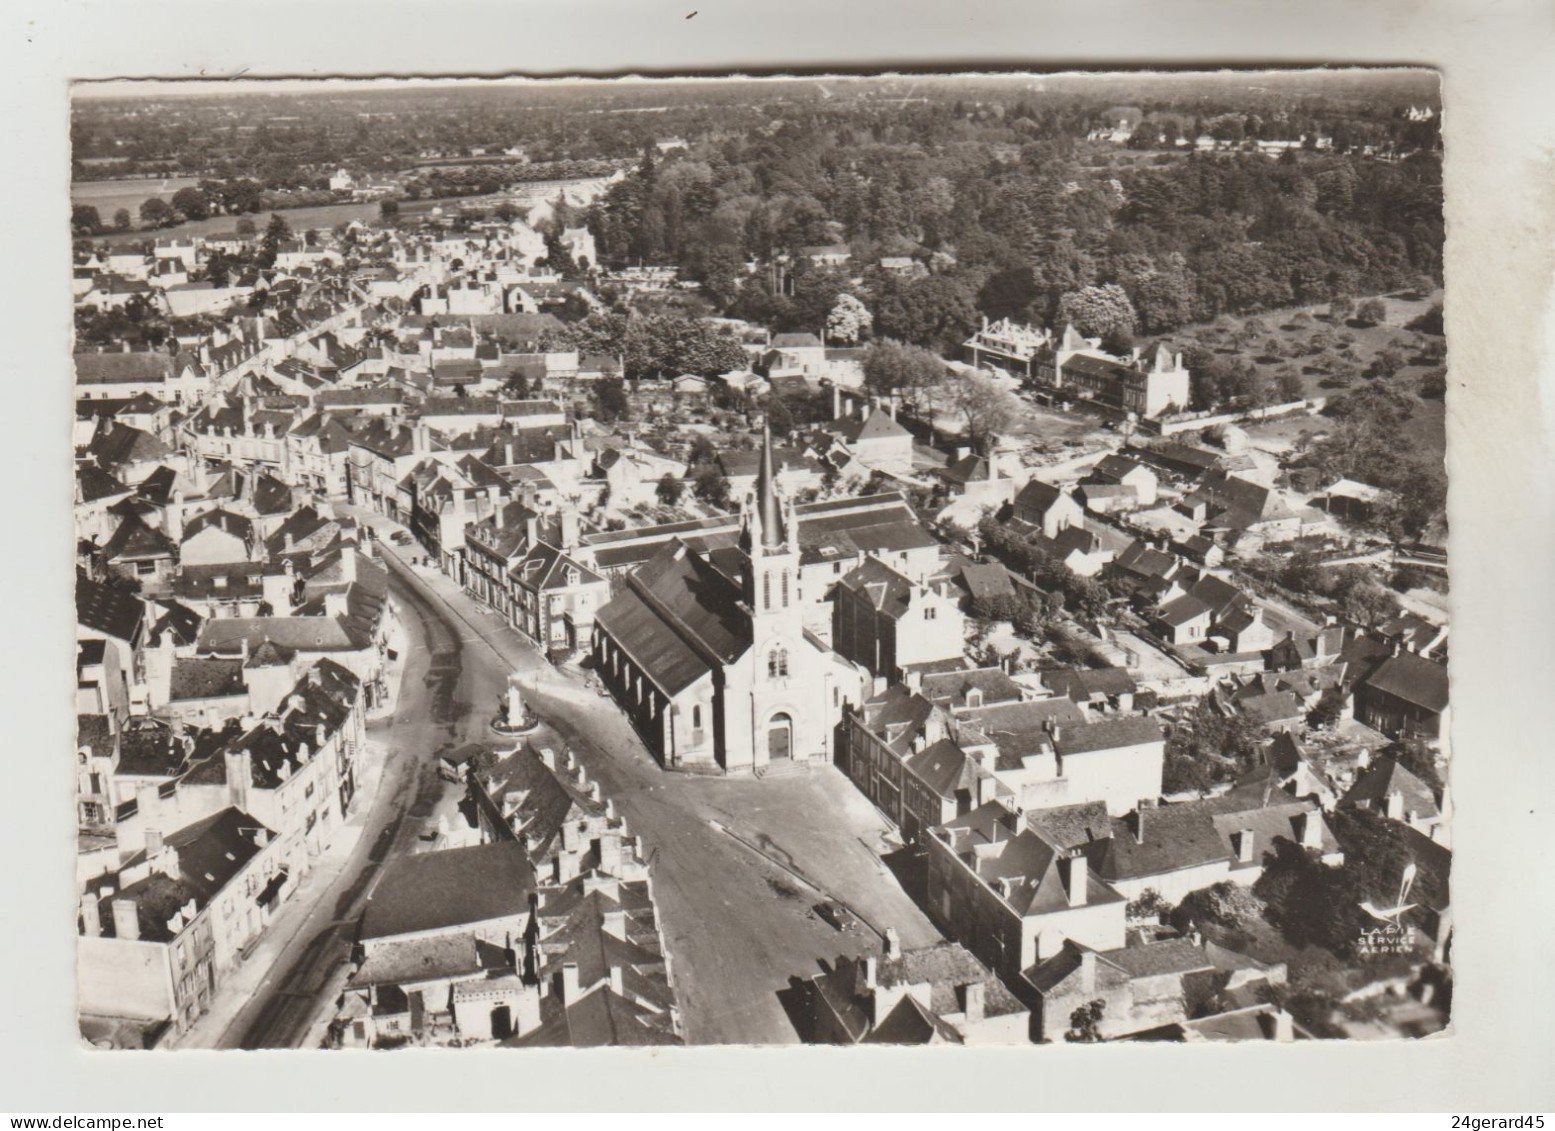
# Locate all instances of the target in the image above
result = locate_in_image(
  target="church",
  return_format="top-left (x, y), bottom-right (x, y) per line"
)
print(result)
top-left (591, 428), bottom-right (869, 773)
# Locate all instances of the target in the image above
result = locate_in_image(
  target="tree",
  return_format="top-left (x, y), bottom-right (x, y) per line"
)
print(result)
top-left (138, 197), bottom-right (175, 228)
top-left (501, 370), bottom-right (531, 399)
top-left (873, 274), bottom-right (979, 353)
top-left (656, 476), bottom-right (685, 507)
top-left (825, 293), bottom-right (872, 344)
top-left (1126, 888), bottom-right (1173, 923)
top-left (112, 208), bottom-right (132, 232)
top-left (379, 199), bottom-right (400, 221)
top-left (1356, 298), bottom-right (1388, 326)
top-left (1369, 347), bottom-right (1406, 379)
top-left (171, 186), bottom-right (210, 221)
top-left (1328, 296), bottom-right (1355, 324)
top-left (1066, 999), bottom-right (1106, 1043)
top-left (861, 339), bottom-right (945, 412)
top-left (1274, 365), bottom-right (1306, 403)
top-left (235, 216), bottom-right (257, 238)
top-left (71, 204), bottom-right (102, 236)
top-left (936, 370), bottom-right (1021, 456)
top-left (1174, 882), bottom-right (1267, 932)
top-left (590, 377), bottom-right (629, 424)
top-left (692, 464), bottom-right (731, 510)
top-left (1057, 283), bottom-right (1137, 339)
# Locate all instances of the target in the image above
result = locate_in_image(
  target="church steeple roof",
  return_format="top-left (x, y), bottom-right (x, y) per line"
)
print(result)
top-left (756, 421), bottom-right (784, 550)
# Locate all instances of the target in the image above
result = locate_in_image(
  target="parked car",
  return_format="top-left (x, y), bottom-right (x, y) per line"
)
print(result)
top-left (814, 900), bottom-right (860, 933)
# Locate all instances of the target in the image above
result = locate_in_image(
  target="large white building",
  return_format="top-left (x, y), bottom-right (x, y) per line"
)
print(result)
top-left (591, 428), bottom-right (868, 773)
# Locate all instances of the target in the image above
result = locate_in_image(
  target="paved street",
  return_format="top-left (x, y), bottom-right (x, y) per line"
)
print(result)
top-left (348, 507), bottom-right (943, 1044)
top-left (208, 545), bottom-right (505, 1049)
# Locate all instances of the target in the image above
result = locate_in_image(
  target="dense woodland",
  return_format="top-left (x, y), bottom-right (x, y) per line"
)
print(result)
top-left (585, 106), bottom-right (1442, 355)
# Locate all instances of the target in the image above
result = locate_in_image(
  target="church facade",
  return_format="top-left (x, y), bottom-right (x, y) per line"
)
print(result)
top-left (591, 429), bottom-right (868, 774)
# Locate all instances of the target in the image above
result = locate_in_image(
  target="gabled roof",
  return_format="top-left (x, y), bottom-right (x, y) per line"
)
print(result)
top-left (78, 464), bottom-right (131, 504)
top-left (1342, 756), bottom-right (1441, 818)
top-left (360, 841), bottom-right (536, 941)
top-left (829, 407), bottom-right (912, 445)
top-left (183, 508), bottom-right (255, 546)
top-left (593, 540), bottom-right (750, 697)
top-left (1013, 479), bottom-right (1069, 516)
top-left (1361, 652), bottom-right (1449, 714)
top-left (837, 557), bottom-right (917, 620)
top-left (102, 512), bottom-right (177, 562)
top-left (919, 667), bottom-right (1023, 711)
top-left (88, 421), bottom-right (170, 469)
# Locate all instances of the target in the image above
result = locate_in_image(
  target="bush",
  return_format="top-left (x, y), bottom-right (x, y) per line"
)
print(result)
top-left (1174, 882), bottom-right (1267, 932)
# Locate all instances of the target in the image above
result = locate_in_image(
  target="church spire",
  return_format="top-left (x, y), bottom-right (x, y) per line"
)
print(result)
top-left (756, 420), bottom-right (784, 550)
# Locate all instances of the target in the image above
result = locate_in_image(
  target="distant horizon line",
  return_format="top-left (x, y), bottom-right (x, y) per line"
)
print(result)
top-left (73, 67), bottom-right (1440, 102)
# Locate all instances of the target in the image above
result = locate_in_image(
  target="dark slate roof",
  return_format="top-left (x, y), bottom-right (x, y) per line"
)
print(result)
top-left (75, 351), bottom-right (175, 384)
top-left (1055, 715), bottom-right (1164, 756)
top-left (828, 408), bottom-right (912, 445)
top-left (593, 540), bottom-right (750, 697)
top-left (1361, 652), bottom-right (1449, 714)
top-left (360, 842), bottom-right (536, 941)
top-left (1024, 801), bottom-right (1113, 852)
top-left (1041, 667), bottom-right (1139, 703)
top-left (837, 557), bottom-right (916, 620)
top-left (919, 667), bottom-right (1023, 710)
top-left (904, 740), bottom-right (981, 800)
top-left (183, 508), bottom-right (255, 546)
top-left (1341, 756), bottom-right (1441, 817)
top-left (169, 657), bottom-right (247, 702)
top-left (78, 465), bottom-right (131, 504)
top-left (76, 571), bottom-right (145, 641)
top-left (102, 513), bottom-right (177, 562)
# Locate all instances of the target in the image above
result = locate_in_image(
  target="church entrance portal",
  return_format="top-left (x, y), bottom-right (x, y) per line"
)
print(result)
top-left (767, 712), bottom-right (793, 761)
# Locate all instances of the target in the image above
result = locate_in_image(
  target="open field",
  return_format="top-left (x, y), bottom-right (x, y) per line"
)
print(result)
top-left (71, 175), bottom-right (202, 216)
top-left (1153, 288), bottom-right (1443, 402)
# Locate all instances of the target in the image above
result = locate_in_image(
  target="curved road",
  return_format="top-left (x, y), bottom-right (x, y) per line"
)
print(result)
top-left (221, 550), bottom-right (503, 1049)
top-left (226, 529), bottom-right (940, 1047)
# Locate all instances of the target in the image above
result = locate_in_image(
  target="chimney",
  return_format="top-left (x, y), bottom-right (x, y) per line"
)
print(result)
top-left (560, 507), bottom-right (580, 551)
top-left (1300, 810), bottom-right (1323, 848)
top-left (961, 981), bottom-right (985, 1025)
top-left (1078, 949), bottom-right (1097, 994)
top-left (1268, 1007), bottom-right (1295, 1042)
top-left (861, 955), bottom-right (878, 989)
top-left (225, 747), bottom-right (252, 812)
top-left (831, 382), bottom-right (842, 419)
top-left (144, 828), bottom-right (164, 857)
top-left (598, 831), bottom-right (622, 875)
top-left (1236, 830), bottom-right (1255, 863)
top-left (80, 894), bottom-right (103, 937)
top-left (1133, 806), bottom-right (1146, 844)
top-left (1386, 790), bottom-right (1405, 821)
top-left (1064, 853), bottom-right (1089, 906)
top-left (602, 909), bottom-right (627, 940)
top-left (559, 962), bottom-right (580, 1005)
top-left (859, 400), bottom-right (871, 422)
top-left (609, 965), bottom-right (624, 996)
top-left (111, 898), bottom-right (141, 942)
top-left (883, 927), bottom-right (900, 958)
